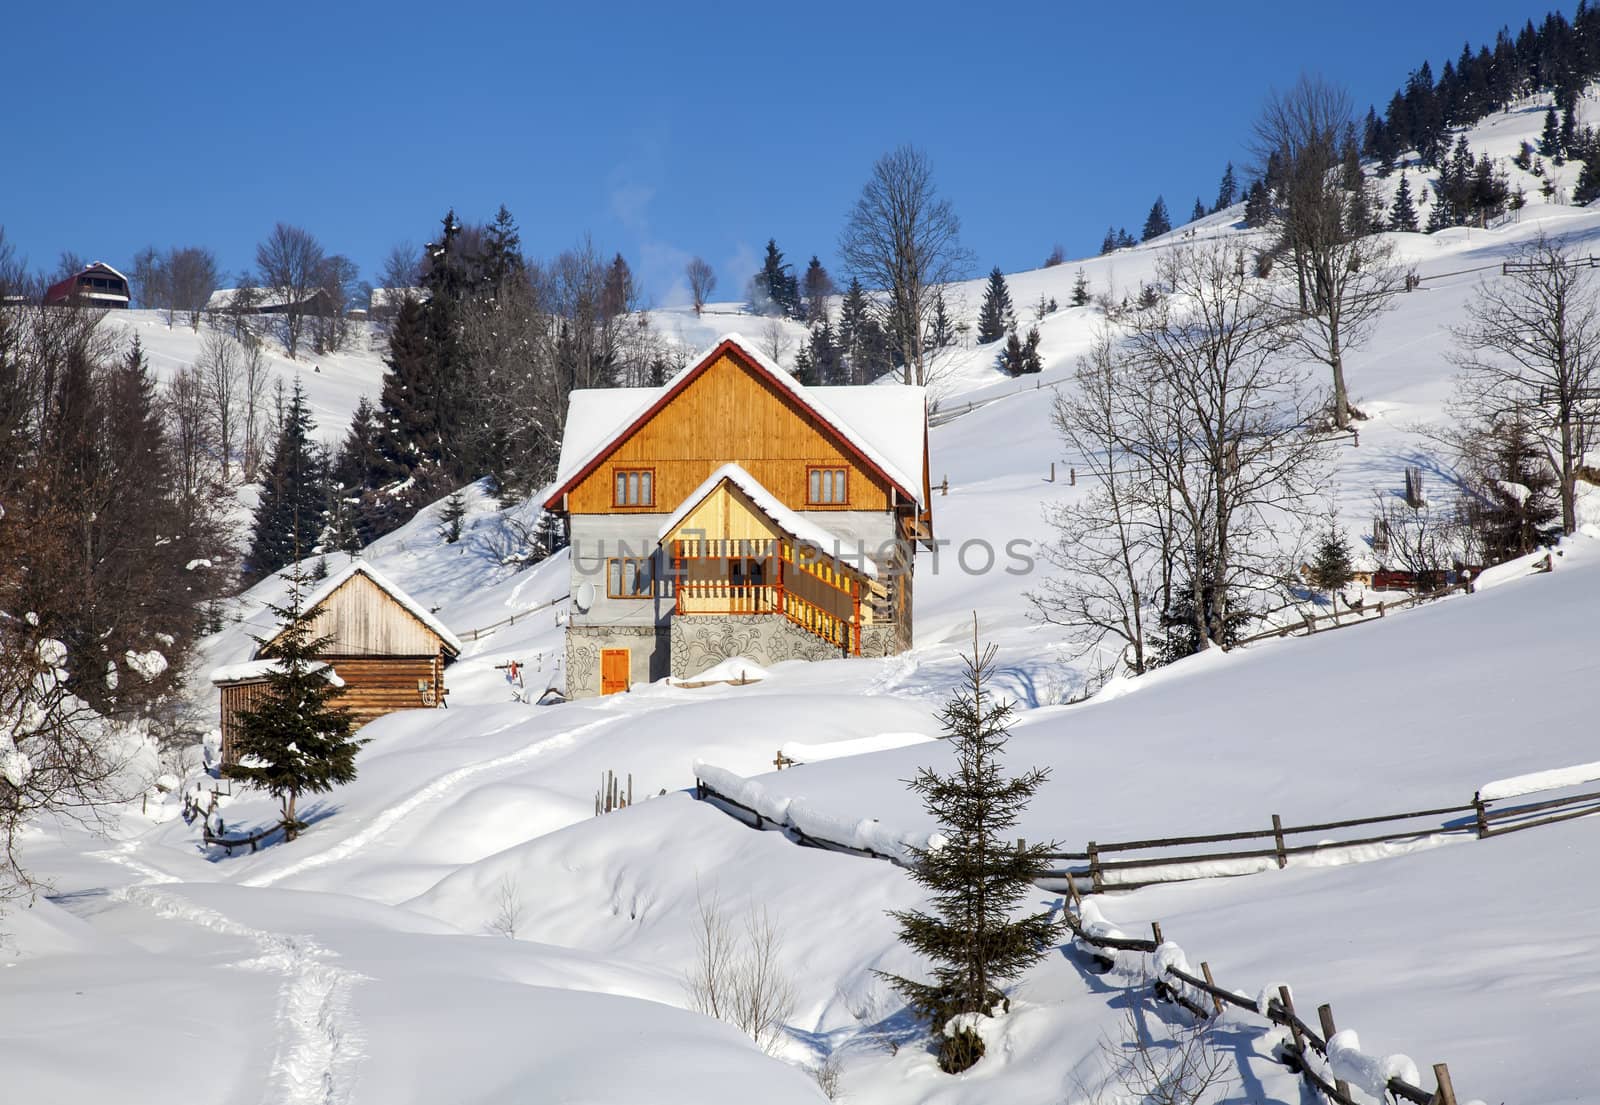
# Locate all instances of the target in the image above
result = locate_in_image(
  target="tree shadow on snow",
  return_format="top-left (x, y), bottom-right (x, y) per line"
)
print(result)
top-left (198, 800), bottom-right (341, 863)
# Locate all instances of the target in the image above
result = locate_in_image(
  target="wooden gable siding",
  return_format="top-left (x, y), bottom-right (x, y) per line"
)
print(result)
top-left (268, 571), bottom-right (445, 657)
top-left (664, 481), bottom-right (783, 545)
top-left (566, 353), bottom-right (894, 514)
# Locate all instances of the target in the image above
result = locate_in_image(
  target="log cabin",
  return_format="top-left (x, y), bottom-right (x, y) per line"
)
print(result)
top-left (211, 562), bottom-right (462, 762)
top-left (543, 332), bottom-right (933, 698)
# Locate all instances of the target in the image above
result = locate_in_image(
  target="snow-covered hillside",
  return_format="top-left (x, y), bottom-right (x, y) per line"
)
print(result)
top-left (10, 91), bottom-right (1600, 1105)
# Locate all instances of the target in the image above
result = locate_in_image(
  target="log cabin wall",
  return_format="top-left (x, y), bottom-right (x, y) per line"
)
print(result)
top-left (217, 654), bottom-right (445, 764)
top-left (565, 353), bottom-right (894, 515)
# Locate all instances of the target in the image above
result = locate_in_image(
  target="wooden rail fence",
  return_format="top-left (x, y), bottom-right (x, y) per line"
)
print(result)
top-left (1061, 899), bottom-right (1462, 1105)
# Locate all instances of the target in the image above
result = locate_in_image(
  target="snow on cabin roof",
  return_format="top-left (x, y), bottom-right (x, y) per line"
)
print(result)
top-left (369, 287), bottom-right (427, 309)
top-left (83, 261), bottom-right (129, 282)
top-left (548, 333), bottom-right (927, 507)
top-left (656, 463), bottom-right (878, 578)
top-left (210, 658), bottom-right (344, 687)
top-left (205, 286), bottom-right (329, 311)
top-left (264, 561), bottom-right (464, 656)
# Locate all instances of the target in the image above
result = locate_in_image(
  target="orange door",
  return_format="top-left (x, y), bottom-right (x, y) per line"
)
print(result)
top-left (600, 649), bottom-right (630, 695)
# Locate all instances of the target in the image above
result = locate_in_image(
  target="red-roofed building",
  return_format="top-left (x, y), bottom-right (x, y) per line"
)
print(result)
top-left (43, 262), bottom-right (131, 309)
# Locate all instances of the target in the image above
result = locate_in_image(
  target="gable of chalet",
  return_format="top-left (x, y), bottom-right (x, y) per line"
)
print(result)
top-left (256, 563), bottom-right (462, 661)
top-left (543, 335), bottom-right (925, 515)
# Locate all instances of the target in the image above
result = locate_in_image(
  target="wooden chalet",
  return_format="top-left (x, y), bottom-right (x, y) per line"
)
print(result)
top-left (543, 333), bottom-right (932, 698)
top-left (43, 262), bottom-right (130, 308)
top-left (211, 562), bottom-right (462, 762)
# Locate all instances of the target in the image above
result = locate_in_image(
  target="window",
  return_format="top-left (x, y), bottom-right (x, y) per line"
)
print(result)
top-left (606, 557), bottom-right (655, 598)
top-left (613, 468), bottom-right (654, 507)
top-left (807, 466), bottom-right (849, 505)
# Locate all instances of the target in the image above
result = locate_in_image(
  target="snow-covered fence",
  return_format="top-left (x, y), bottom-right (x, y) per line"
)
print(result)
top-left (696, 756), bottom-right (1600, 894)
top-left (1061, 899), bottom-right (1474, 1105)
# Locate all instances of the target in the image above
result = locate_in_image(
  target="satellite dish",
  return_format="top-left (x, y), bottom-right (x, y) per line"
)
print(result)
top-left (574, 581), bottom-right (595, 613)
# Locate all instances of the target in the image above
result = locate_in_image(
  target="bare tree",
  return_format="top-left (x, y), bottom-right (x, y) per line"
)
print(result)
top-left (686, 257), bottom-right (716, 316)
top-left (254, 223), bottom-right (325, 359)
top-left (485, 874), bottom-right (526, 937)
top-left (1089, 1005), bottom-right (1232, 1105)
top-left (1030, 334), bottom-right (1164, 674)
top-left (163, 364), bottom-right (215, 503)
top-left (760, 318), bottom-right (793, 366)
top-left (1282, 232), bottom-right (1405, 431)
top-left (1452, 233), bottom-right (1600, 534)
top-left (311, 254), bottom-right (360, 354)
top-left (239, 340), bottom-right (270, 481)
top-left (1253, 76), bottom-right (1393, 429)
top-left (1117, 243), bottom-right (1329, 650)
top-left (839, 145), bottom-right (972, 385)
top-left (684, 884), bottom-right (796, 1056)
top-left (198, 330), bottom-right (243, 483)
top-left (166, 247), bottom-right (221, 331)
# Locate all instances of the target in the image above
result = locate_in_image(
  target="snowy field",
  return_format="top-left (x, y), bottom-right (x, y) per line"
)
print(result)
top-left (7, 94), bottom-right (1600, 1104)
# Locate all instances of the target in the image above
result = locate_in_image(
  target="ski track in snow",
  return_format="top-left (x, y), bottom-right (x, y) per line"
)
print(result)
top-left (241, 712), bottom-right (629, 889)
top-left (116, 884), bottom-right (363, 1105)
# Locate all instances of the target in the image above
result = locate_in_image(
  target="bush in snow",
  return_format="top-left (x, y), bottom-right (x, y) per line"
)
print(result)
top-left (684, 884), bottom-right (797, 1056)
top-left (878, 625), bottom-right (1061, 1073)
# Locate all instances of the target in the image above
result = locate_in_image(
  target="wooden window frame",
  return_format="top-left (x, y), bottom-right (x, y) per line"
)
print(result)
top-left (806, 465), bottom-right (850, 507)
top-left (611, 467), bottom-right (656, 508)
top-left (606, 556), bottom-right (656, 599)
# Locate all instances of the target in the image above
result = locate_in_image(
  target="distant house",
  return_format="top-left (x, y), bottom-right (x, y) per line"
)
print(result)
top-left (43, 262), bottom-right (130, 309)
top-left (211, 562), bottom-right (462, 763)
top-left (542, 333), bottom-right (933, 698)
top-left (368, 286), bottom-right (426, 325)
top-left (205, 286), bottom-right (337, 316)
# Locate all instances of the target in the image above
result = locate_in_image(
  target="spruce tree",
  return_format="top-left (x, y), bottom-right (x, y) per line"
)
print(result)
top-left (1070, 268), bottom-right (1090, 306)
top-left (1142, 196), bottom-right (1171, 241)
top-left (1215, 162), bottom-right (1238, 211)
top-left (1191, 197), bottom-right (1207, 222)
top-left (1307, 527), bottom-right (1355, 594)
top-left (1115, 228), bottom-right (1138, 249)
top-left (976, 267), bottom-right (1013, 344)
top-left (1021, 327), bottom-right (1043, 374)
top-left (927, 288), bottom-right (956, 350)
top-left (1542, 107), bottom-right (1562, 158)
top-left (248, 378), bottom-right (326, 583)
top-left (1243, 180), bottom-right (1271, 228)
top-left (225, 564), bottom-right (364, 841)
top-left (881, 629), bottom-right (1061, 1074)
top-left (1099, 226), bottom-right (1118, 255)
top-left (837, 278), bottom-right (871, 383)
top-left (756, 239), bottom-right (798, 317)
top-left (1390, 173), bottom-right (1420, 231)
top-left (801, 256), bottom-right (834, 323)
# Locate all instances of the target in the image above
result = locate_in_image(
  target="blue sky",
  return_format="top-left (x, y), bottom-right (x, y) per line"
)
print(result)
top-left (0, 0), bottom-right (1563, 304)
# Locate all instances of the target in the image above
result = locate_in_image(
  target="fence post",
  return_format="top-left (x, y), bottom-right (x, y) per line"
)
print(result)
top-left (1151, 921), bottom-right (1163, 946)
top-left (1087, 841), bottom-right (1103, 893)
top-left (1473, 791), bottom-right (1488, 839)
top-left (1432, 1064), bottom-right (1458, 1105)
top-left (1272, 814), bottom-right (1287, 869)
top-left (1318, 1004), bottom-right (1351, 1102)
top-left (1278, 986), bottom-right (1307, 1064)
top-left (1200, 962), bottom-right (1223, 1016)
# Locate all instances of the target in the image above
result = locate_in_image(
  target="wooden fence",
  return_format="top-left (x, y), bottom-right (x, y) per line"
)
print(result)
top-left (454, 595), bottom-right (569, 643)
top-left (1059, 899), bottom-right (1464, 1105)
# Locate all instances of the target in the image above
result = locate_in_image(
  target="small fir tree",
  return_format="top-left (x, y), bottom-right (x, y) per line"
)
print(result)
top-left (880, 626), bottom-right (1061, 1074)
top-left (928, 287), bottom-right (956, 349)
top-left (997, 330), bottom-right (1026, 376)
top-left (1191, 197), bottom-right (1208, 223)
top-left (438, 490), bottom-right (468, 544)
top-left (1021, 327), bottom-right (1044, 374)
top-left (248, 378), bottom-right (327, 582)
top-left (1142, 196), bottom-right (1171, 241)
top-left (1070, 268), bottom-right (1090, 306)
top-left (225, 565), bottom-right (364, 841)
top-left (1306, 527), bottom-right (1355, 594)
top-left (977, 267), bottom-right (1013, 344)
top-left (1214, 162), bottom-right (1238, 211)
top-left (1390, 173), bottom-right (1420, 231)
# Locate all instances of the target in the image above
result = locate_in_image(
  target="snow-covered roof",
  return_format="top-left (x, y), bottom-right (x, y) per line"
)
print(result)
top-left (209, 658), bottom-right (344, 687)
top-left (262, 561), bottom-right (464, 656)
top-left (549, 333), bottom-right (927, 507)
top-left (205, 286), bottom-right (328, 311)
top-left (655, 463), bottom-right (877, 578)
top-left (85, 261), bottom-right (129, 282)
top-left (369, 287), bottom-right (426, 310)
